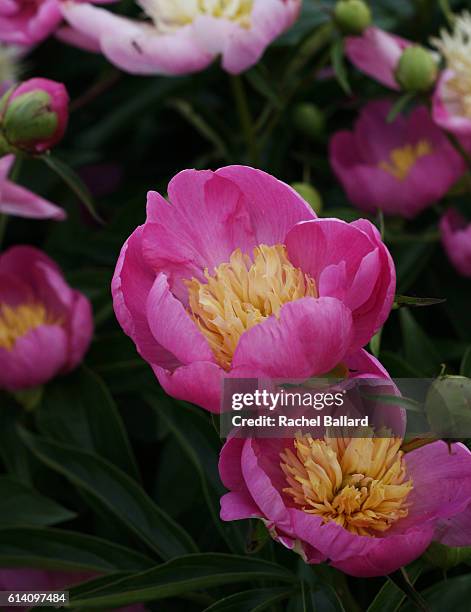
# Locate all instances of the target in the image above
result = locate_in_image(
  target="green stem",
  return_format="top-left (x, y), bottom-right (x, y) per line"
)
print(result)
top-left (0, 213), bottom-right (8, 249)
top-left (447, 131), bottom-right (471, 171)
top-left (231, 75), bottom-right (260, 166)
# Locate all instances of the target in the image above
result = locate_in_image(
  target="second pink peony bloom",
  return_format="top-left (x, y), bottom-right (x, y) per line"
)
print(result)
top-left (112, 165), bottom-right (395, 413)
top-left (440, 208), bottom-right (471, 278)
top-left (330, 100), bottom-right (465, 218)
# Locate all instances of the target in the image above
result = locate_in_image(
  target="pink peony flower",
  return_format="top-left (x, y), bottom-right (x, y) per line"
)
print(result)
top-left (431, 13), bottom-right (471, 136)
top-left (59, 0), bottom-right (301, 75)
top-left (219, 357), bottom-right (471, 577)
top-left (0, 155), bottom-right (66, 219)
top-left (345, 26), bottom-right (411, 90)
top-left (112, 165), bottom-right (395, 413)
top-left (0, 0), bottom-right (116, 47)
top-left (330, 100), bottom-right (465, 218)
top-left (0, 245), bottom-right (93, 391)
top-left (0, 569), bottom-right (145, 612)
top-left (440, 208), bottom-right (471, 278)
top-left (2, 78), bottom-right (69, 154)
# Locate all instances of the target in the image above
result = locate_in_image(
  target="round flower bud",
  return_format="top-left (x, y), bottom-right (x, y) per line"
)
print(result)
top-left (292, 103), bottom-right (326, 142)
top-left (334, 0), bottom-right (372, 35)
top-left (291, 182), bottom-right (323, 214)
top-left (395, 46), bottom-right (438, 92)
top-left (0, 78), bottom-right (69, 154)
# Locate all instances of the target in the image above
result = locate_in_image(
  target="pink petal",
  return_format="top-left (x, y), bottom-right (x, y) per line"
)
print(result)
top-left (0, 325), bottom-right (68, 391)
top-left (231, 297), bottom-right (353, 378)
top-left (66, 292), bottom-right (94, 371)
top-left (0, 180), bottom-right (66, 220)
top-left (432, 70), bottom-right (471, 136)
top-left (146, 272), bottom-right (214, 364)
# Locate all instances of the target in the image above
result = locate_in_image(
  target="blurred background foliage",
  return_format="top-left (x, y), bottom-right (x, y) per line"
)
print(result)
top-left (1, 0), bottom-right (471, 610)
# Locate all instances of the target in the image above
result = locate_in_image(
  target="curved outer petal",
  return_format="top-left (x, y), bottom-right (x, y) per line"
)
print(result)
top-left (432, 70), bottom-right (471, 136)
top-left (194, 0), bottom-right (300, 75)
top-left (0, 325), bottom-right (68, 391)
top-left (153, 360), bottom-right (224, 414)
top-left (0, 176), bottom-right (66, 220)
top-left (440, 208), bottom-right (471, 278)
top-left (231, 296), bottom-right (353, 378)
top-left (345, 27), bottom-right (410, 90)
top-left (285, 219), bottom-right (395, 351)
top-left (61, 2), bottom-right (213, 75)
top-left (0, 0), bottom-right (61, 46)
top-left (65, 291), bottom-right (94, 371)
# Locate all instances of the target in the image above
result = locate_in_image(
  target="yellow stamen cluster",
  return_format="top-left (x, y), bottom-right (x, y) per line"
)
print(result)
top-left (280, 433), bottom-right (412, 536)
top-left (378, 140), bottom-right (433, 181)
top-left (187, 244), bottom-right (317, 370)
top-left (432, 12), bottom-right (471, 118)
top-left (139, 0), bottom-right (254, 32)
top-left (0, 303), bottom-right (55, 351)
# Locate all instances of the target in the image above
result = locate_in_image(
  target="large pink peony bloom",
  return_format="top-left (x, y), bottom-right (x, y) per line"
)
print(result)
top-left (440, 208), bottom-right (471, 278)
top-left (345, 26), bottom-right (411, 90)
top-left (112, 165), bottom-right (395, 413)
top-left (0, 155), bottom-right (66, 220)
top-left (330, 100), bottom-right (465, 219)
top-left (0, 0), bottom-right (115, 47)
top-left (59, 0), bottom-right (301, 75)
top-left (219, 358), bottom-right (471, 577)
top-left (0, 569), bottom-right (145, 611)
top-left (0, 246), bottom-right (93, 391)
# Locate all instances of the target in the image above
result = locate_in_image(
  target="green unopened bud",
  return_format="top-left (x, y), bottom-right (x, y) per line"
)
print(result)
top-left (292, 103), bottom-right (326, 142)
top-left (395, 46), bottom-right (438, 92)
top-left (291, 183), bottom-right (323, 214)
top-left (334, 0), bottom-right (372, 35)
top-left (3, 90), bottom-right (58, 152)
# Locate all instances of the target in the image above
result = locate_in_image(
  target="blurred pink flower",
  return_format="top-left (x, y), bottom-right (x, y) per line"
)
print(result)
top-left (431, 13), bottom-right (471, 136)
top-left (0, 0), bottom-right (116, 47)
top-left (0, 245), bottom-right (93, 391)
top-left (345, 26), bottom-right (411, 89)
top-left (0, 155), bottom-right (65, 219)
top-left (0, 569), bottom-right (145, 611)
top-left (59, 0), bottom-right (301, 75)
top-left (219, 361), bottom-right (471, 577)
top-left (440, 208), bottom-right (471, 278)
top-left (112, 165), bottom-right (395, 413)
top-left (3, 78), bottom-right (69, 154)
top-left (330, 100), bottom-right (465, 218)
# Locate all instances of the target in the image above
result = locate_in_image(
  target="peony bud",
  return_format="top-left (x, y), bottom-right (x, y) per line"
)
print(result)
top-left (291, 182), bottom-right (323, 214)
top-left (0, 78), bottom-right (69, 154)
top-left (395, 46), bottom-right (438, 92)
top-left (292, 103), bottom-right (326, 142)
top-left (334, 0), bottom-right (372, 35)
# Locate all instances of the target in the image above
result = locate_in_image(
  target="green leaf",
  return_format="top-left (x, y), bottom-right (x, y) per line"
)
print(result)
top-left (380, 351), bottom-right (424, 378)
top-left (245, 65), bottom-right (283, 109)
top-left (387, 567), bottom-right (430, 612)
top-left (288, 562), bottom-right (346, 612)
top-left (401, 574), bottom-right (471, 612)
top-left (18, 429), bottom-right (198, 559)
top-left (394, 242), bottom-right (435, 295)
top-left (460, 346), bottom-right (471, 377)
top-left (69, 554), bottom-right (296, 608)
top-left (0, 397), bottom-right (32, 483)
top-left (145, 394), bottom-right (246, 554)
top-left (423, 541), bottom-right (471, 570)
top-left (40, 154), bottom-right (103, 223)
top-left (367, 561), bottom-right (424, 612)
top-left (0, 527), bottom-right (153, 572)
top-left (400, 309), bottom-right (442, 376)
top-left (0, 476), bottom-right (76, 527)
top-left (386, 93), bottom-right (415, 123)
top-left (330, 39), bottom-right (352, 95)
top-left (36, 368), bottom-right (139, 481)
top-left (394, 295), bottom-right (446, 308)
top-left (203, 588), bottom-right (293, 612)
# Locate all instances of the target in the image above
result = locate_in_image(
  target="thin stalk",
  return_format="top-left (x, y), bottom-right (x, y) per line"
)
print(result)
top-left (447, 131), bottom-right (471, 170)
top-left (231, 75), bottom-right (260, 166)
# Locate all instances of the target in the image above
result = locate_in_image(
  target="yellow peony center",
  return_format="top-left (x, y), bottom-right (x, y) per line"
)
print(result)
top-left (280, 433), bottom-right (412, 536)
top-left (139, 0), bottom-right (254, 32)
top-left (432, 12), bottom-right (471, 118)
top-left (186, 244), bottom-right (317, 370)
top-left (378, 140), bottom-right (433, 181)
top-left (0, 303), bottom-right (55, 351)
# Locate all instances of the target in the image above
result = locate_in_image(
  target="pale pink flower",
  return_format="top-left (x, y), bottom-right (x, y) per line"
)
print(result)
top-left (440, 208), bottom-right (471, 278)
